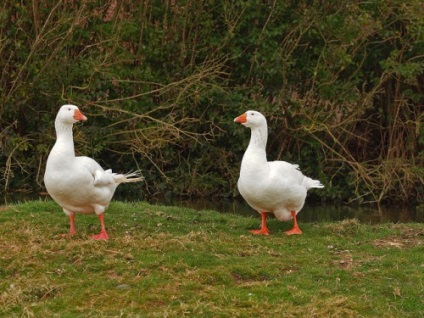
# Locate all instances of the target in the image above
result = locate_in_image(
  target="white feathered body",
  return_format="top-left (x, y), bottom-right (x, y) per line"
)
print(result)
top-left (236, 111), bottom-right (323, 221)
top-left (44, 105), bottom-right (142, 217)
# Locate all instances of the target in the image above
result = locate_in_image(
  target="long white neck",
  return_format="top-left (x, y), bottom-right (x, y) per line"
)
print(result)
top-left (241, 124), bottom-right (268, 168)
top-left (248, 124), bottom-right (268, 149)
top-left (50, 119), bottom-right (75, 159)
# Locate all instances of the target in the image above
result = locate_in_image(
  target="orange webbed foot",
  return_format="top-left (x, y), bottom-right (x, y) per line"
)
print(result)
top-left (285, 211), bottom-right (302, 235)
top-left (250, 228), bottom-right (270, 235)
top-left (90, 231), bottom-right (109, 241)
top-left (250, 212), bottom-right (270, 235)
top-left (285, 227), bottom-right (302, 235)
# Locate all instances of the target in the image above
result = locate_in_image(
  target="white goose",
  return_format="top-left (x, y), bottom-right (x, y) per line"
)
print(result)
top-left (234, 110), bottom-right (324, 235)
top-left (44, 105), bottom-right (143, 240)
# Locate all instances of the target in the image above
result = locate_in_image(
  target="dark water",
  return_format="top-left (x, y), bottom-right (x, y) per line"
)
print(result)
top-left (1, 192), bottom-right (423, 224)
top-left (146, 196), bottom-right (424, 224)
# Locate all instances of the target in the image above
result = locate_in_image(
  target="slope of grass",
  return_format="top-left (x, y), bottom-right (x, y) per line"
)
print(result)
top-left (0, 200), bottom-right (423, 317)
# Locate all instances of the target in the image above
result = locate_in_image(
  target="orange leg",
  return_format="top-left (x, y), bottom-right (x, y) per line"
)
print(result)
top-left (69, 214), bottom-right (76, 235)
top-left (285, 211), bottom-right (302, 235)
top-left (250, 212), bottom-right (270, 235)
top-left (60, 214), bottom-right (76, 238)
top-left (90, 214), bottom-right (109, 240)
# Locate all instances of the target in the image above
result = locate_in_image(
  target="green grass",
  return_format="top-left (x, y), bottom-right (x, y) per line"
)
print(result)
top-left (0, 200), bottom-right (423, 317)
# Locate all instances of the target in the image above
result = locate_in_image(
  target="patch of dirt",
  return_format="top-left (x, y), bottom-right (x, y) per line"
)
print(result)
top-left (330, 249), bottom-right (354, 270)
top-left (373, 227), bottom-right (423, 248)
top-left (373, 236), bottom-right (422, 249)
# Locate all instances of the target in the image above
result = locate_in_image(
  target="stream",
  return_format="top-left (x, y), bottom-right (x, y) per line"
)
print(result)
top-left (2, 192), bottom-right (423, 224)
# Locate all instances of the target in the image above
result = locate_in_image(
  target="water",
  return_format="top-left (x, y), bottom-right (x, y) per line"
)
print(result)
top-left (145, 196), bottom-right (423, 224)
top-left (1, 192), bottom-right (423, 224)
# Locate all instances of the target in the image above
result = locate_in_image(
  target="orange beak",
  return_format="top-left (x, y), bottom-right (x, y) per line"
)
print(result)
top-left (74, 109), bottom-right (87, 121)
top-left (234, 113), bottom-right (247, 124)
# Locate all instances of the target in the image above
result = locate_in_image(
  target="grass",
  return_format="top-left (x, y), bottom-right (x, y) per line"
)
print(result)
top-left (0, 200), bottom-right (423, 317)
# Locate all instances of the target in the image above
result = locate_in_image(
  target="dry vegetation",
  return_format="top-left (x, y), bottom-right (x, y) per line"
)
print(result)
top-left (0, 0), bottom-right (422, 205)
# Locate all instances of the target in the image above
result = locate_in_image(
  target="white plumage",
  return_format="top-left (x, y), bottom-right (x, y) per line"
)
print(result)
top-left (234, 110), bottom-right (324, 235)
top-left (44, 105), bottom-right (143, 240)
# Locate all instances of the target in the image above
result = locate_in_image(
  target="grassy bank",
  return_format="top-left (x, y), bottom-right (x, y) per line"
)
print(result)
top-left (0, 200), bottom-right (423, 317)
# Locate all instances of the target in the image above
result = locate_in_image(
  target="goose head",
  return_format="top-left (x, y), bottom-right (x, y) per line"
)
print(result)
top-left (56, 105), bottom-right (87, 125)
top-left (234, 110), bottom-right (267, 129)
